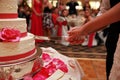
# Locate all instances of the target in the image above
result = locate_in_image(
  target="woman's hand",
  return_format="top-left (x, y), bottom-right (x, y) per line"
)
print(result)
top-left (67, 27), bottom-right (85, 45)
top-left (36, 13), bottom-right (41, 16)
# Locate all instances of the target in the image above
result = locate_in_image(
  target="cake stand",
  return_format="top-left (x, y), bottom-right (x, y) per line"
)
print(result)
top-left (0, 46), bottom-right (42, 80)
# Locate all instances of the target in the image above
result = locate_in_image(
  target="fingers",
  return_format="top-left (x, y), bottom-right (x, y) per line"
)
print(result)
top-left (68, 27), bottom-right (79, 33)
top-left (67, 32), bottom-right (81, 41)
top-left (67, 26), bottom-right (85, 45)
top-left (67, 35), bottom-right (85, 45)
top-left (68, 27), bottom-right (81, 36)
top-left (69, 39), bottom-right (84, 45)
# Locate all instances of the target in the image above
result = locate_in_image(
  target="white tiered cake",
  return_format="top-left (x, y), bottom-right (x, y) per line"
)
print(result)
top-left (0, 1), bottom-right (83, 80)
top-left (0, 0), bottom-right (36, 63)
top-left (0, 0), bottom-right (41, 79)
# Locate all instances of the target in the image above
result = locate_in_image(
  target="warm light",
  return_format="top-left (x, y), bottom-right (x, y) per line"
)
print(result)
top-left (78, 1), bottom-right (82, 6)
top-left (89, 1), bottom-right (100, 9)
top-left (49, 0), bottom-right (52, 3)
top-left (49, 0), bottom-right (58, 7)
top-left (76, 6), bottom-right (83, 10)
top-left (27, 0), bottom-right (32, 8)
top-left (76, 1), bottom-right (83, 10)
top-left (53, 1), bottom-right (58, 7)
top-left (66, 6), bottom-right (69, 10)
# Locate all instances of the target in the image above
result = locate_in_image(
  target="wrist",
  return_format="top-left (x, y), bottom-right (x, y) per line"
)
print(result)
top-left (79, 27), bottom-right (87, 36)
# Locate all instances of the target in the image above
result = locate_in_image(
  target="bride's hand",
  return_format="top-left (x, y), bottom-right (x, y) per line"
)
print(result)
top-left (67, 27), bottom-right (85, 45)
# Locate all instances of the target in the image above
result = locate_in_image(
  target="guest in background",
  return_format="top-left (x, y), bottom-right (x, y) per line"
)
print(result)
top-left (83, 1), bottom-right (91, 11)
top-left (30, 0), bottom-right (44, 43)
top-left (56, 0), bottom-right (66, 15)
top-left (51, 7), bottom-right (59, 37)
top-left (59, 9), bottom-right (69, 46)
top-left (18, 0), bottom-right (31, 30)
top-left (43, 0), bottom-right (54, 39)
top-left (18, 0), bottom-right (26, 18)
top-left (77, 10), bottom-right (85, 17)
top-left (77, 10), bottom-right (86, 26)
top-left (24, 4), bottom-right (32, 29)
top-left (66, 0), bottom-right (79, 15)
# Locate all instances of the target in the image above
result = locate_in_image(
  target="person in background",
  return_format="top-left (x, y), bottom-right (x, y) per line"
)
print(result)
top-left (24, 4), bottom-right (32, 29)
top-left (30, 0), bottom-right (44, 43)
top-left (66, 0), bottom-right (79, 15)
top-left (77, 10), bottom-right (86, 26)
top-left (43, 0), bottom-right (54, 39)
top-left (77, 10), bottom-right (85, 17)
top-left (83, 0), bottom-right (91, 11)
top-left (58, 9), bottom-right (69, 46)
top-left (56, 0), bottom-right (66, 15)
top-left (51, 7), bottom-right (59, 37)
top-left (18, 0), bottom-right (26, 18)
top-left (67, 2), bottom-right (120, 80)
top-left (18, 0), bottom-right (31, 30)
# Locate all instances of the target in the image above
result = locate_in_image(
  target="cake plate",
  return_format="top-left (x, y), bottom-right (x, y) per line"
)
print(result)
top-left (0, 46), bottom-right (43, 80)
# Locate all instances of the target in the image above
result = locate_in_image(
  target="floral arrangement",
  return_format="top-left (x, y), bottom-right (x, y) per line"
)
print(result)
top-left (31, 53), bottom-right (68, 80)
top-left (0, 28), bottom-right (21, 42)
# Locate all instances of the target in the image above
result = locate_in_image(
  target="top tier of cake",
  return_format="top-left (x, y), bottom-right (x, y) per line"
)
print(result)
top-left (0, 0), bottom-right (27, 35)
top-left (0, 0), bottom-right (18, 18)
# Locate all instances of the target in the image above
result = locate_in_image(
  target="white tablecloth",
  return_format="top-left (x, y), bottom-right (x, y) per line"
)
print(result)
top-left (41, 47), bottom-right (84, 80)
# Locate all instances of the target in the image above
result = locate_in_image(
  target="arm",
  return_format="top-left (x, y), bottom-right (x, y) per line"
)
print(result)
top-left (32, 0), bottom-right (40, 16)
top-left (81, 2), bottom-right (120, 35)
top-left (67, 2), bottom-right (120, 44)
top-left (96, 0), bottom-right (111, 30)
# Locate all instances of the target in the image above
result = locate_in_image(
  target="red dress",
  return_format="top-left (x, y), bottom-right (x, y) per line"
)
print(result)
top-left (31, 0), bottom-right (43, 43)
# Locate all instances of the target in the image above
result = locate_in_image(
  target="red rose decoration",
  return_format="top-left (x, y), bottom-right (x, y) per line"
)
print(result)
top-left (52, 58), bottom-right (68, 73)
top-left (0, 28), bottom-right (20, 42)
top-left (42, 53), bottom-right (52, 62)
top-left (32, 53), bottom-right (68, 79)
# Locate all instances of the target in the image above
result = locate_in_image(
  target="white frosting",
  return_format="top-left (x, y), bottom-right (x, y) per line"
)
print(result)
top-left (0, 18), bottom-right (27, 33)
top-left (0, 33), bottom-right (35, 57)
top-left (0, 0), bottom-right (17, 13)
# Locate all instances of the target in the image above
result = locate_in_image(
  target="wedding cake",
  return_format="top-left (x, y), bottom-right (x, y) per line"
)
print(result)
top-left (0, 0), bottom-right (36, 63)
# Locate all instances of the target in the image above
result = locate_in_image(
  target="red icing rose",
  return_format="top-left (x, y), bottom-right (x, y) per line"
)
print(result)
top-left (0, 28), bottom-right (20, 42)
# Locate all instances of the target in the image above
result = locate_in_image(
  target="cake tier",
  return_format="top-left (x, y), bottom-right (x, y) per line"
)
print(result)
top-left (0, 0), bottom-right (18, 18)
top-left (0, 33), bottom-right (36, 62)
top-left (0, 18), bottom-right (27, 37)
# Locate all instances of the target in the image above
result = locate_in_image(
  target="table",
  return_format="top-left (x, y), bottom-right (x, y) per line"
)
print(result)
top-left (40, 47), bottom-right (84, 80)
